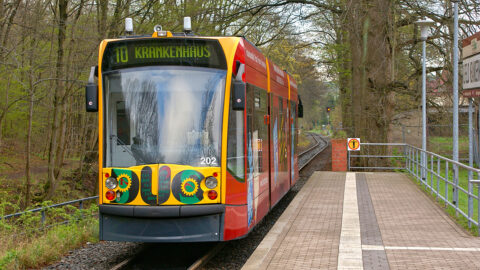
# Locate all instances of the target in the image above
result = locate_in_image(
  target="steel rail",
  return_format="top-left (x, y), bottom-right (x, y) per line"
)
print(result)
top-left (299, 133), bottom-right (328, 170)
top-left (299, 133), bottom-right (320, 157)
top-left (187, 242), bottom-right (226, 270)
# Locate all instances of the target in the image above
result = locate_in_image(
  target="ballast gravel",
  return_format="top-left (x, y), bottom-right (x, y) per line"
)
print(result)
top-left (43, 241), bottom-right (139, 270)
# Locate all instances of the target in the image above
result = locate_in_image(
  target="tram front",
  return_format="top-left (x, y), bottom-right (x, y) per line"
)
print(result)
top-left (90, 36), bottom-right (234, 242)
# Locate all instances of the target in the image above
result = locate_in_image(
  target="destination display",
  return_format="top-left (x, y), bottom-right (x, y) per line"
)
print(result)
top-left (102, 38), bottom-right (227, 71)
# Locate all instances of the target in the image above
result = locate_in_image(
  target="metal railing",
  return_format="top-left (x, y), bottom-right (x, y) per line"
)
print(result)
top-left (349, 143), bottom-right (480, 234)
top-left (1, 196), bottom-right (98, 226)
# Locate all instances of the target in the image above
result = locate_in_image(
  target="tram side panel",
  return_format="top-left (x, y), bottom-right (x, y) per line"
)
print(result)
top-left (224, 39), bottom-right (272, 240)
top-left (243, 40), bottom-right (271, 232)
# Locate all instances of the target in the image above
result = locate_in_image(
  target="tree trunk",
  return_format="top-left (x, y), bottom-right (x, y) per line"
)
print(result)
top-left (25, 88), bottom-right (33, 208)
top-left (345, 0), bottom-right (394, 166)
top-left (46, 0), bottom-right (68, 198)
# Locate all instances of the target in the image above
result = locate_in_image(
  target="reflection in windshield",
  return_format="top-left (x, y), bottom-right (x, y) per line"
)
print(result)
top-left (105, 66), bottom-right (226, 167)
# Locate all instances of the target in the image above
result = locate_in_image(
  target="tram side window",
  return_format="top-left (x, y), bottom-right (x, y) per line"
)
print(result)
top-left (249, 84), bottom-right (267, 173)
top-left (227, 83), bottom-right (245, 181)
top-left (116, 101), bottom-right (130, 145)
top-left (292, 101), bottom-right (298, 154)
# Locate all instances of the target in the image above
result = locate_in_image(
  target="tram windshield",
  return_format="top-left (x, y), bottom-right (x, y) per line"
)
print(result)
top-left (104, 66), bottom-right (226, 167)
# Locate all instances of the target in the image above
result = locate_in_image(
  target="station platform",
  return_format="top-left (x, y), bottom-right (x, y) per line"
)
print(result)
top-left (242, 172), bottom-right (480, 270)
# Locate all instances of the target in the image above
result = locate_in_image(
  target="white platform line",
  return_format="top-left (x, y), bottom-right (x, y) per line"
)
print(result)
top-left (362, 245), bottom-right (480, 252)
top-left (338, 172), bottom-right (363, 269)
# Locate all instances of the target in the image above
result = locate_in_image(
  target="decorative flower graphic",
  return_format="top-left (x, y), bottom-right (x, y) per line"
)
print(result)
top-left (117, 173), bottom-right (132, 192)
top-left (181, 178), bottom-right (199, 196)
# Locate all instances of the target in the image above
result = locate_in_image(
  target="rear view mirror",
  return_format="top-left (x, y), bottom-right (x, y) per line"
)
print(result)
top-left (85, 83), bottom-right (98, 112)
top-left (85, 66), bottom-right (98, 112)
top-left (232, 81), bottom-right (245, 111)
top-left (298, 95), bottom-right (303, 118)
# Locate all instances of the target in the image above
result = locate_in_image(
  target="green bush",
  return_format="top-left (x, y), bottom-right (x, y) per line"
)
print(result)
top-left (0, 203), bottom-right (99, 269)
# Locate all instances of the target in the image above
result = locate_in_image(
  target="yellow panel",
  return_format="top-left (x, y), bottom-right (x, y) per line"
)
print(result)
top-left (98, 40), bottom-right (108, 205)
top-left (217, 37), bottom-right (240, 204)
top-left (101, 164), bottom-right (221, 205)
top-left (287, 75), bottom-right (291, 100)
top-left (266, 59), bottom-right (271, 93)
top-left (151, 31), bottom-right (173, 38)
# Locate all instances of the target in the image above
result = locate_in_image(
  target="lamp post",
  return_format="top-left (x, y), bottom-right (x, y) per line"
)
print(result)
top-left (415, 18), bottom-right (435, 182)
top-left (452, 0), bottom-right (460, 207)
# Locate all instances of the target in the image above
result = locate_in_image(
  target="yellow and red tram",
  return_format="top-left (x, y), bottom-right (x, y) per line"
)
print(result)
top-left (86, 22), bottom-right (302, 242)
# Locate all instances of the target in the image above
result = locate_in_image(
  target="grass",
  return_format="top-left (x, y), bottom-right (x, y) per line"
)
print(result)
top-left (298, 132), bottom-right (312, 150)
top-left (0, 203), bottom-right (99, 269)
top-left (309, 127), bottom-right (330, 136)
top-left (428, 136), bottom-right (469, 157)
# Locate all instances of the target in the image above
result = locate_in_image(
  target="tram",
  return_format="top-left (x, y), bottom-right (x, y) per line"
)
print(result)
top-left (86, 18), bottom-right (303, 242)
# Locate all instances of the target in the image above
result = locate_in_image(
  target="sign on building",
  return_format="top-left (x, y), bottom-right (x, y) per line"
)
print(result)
top-left (463, 32), bottom-right (480, 97)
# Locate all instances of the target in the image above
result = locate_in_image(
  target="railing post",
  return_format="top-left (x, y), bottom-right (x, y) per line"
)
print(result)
top-left (41, 210), bottom-right (46, 226)
top-left (437, 157), bottom-right (440, 200)
top-left (454, 165), bottom-right (459, 216)
top-left (430, 154), bottom-right (434, 194)
top-left (468, 99), bottom-right (473, 228)
top-left (415, 149), bottom-right (422, 184)
top-left (445, 163), bottom-right (449, 208)
top-left (404, 145), bottom-right (408, 171)
top-left (79, 201), bottom-right (84, 220)
top-left (409, 147), bottom-right (412, 172)
top-left (478, 177), bottom-right (480, 236)
top-left (347, 150), bottom-right (350, 171)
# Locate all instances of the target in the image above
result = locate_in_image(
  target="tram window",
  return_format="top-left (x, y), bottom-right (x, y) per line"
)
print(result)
top-left (227, 82), bottom-right (245, 180)
top-left (116, 101), bottom-right (130, 145)
top-left (292, 101), bottom-right (298, 154)
top-left (251, 85), bottom-right (267, 173)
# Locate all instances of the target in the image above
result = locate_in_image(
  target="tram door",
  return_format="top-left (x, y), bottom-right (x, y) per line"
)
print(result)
top-left (246, 84), bottom-right (270, 225)
top-left (108, 94), bottom-right (136, 167)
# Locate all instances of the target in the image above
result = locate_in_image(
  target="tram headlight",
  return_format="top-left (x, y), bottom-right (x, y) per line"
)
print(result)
top-left (205, 177), bottom-right (218, 189)
top-left (105, 177), bottom-right (118, 189)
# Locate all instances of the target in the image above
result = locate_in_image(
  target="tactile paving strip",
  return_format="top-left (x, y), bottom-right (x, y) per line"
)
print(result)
top-left (356, 173), bottom-right (390, 270)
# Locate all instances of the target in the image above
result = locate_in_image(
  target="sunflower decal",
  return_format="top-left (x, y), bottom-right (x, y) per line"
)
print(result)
top-left (172, 170), bottom-right (204, 204)
top-left (117, 173), bottom-right (132, 192)
top-left (181, 178), bottom-right (199, 196)
top-left (111, 169), bottom-right (138, 204)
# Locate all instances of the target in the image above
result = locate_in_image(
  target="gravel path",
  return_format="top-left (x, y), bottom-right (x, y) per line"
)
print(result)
top-left (43, 135), bottom-right (331, 270)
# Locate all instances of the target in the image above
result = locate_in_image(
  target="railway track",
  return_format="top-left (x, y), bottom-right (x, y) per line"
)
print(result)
top-left (299, 133), bottom-right (328, 170)
top-left (110, 133), bottom-right (328, 270)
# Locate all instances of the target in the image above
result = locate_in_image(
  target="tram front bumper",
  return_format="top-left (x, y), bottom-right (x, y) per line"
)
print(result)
top-left (99, 204), bottom-right (225, 242)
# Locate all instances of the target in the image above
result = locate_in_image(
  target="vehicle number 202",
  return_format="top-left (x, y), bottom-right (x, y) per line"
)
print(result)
top-left (200, 157), bottom-right (217, 166)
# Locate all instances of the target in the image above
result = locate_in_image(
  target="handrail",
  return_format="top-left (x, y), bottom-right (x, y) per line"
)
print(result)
top-left (1, 196), bottom-right (98, 221)
top-left (407, 144), bottom-right (480, 174)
